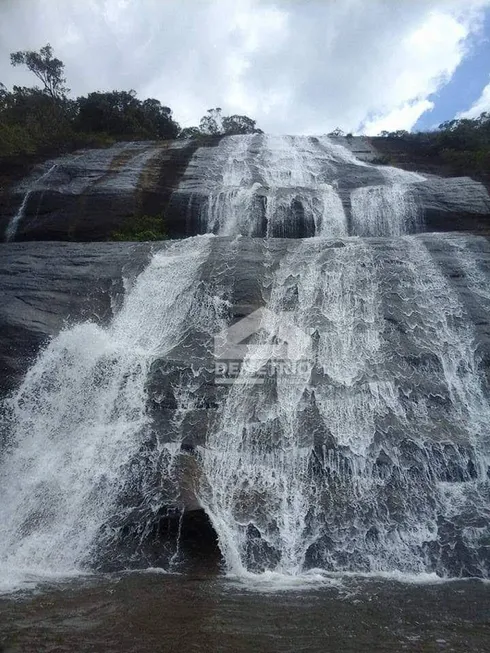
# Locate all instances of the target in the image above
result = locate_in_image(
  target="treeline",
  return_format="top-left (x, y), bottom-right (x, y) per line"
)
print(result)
top-left (0, 44), bottom-right (261, 160)
top-left (375, 114), bottom-right (490, 174)
top-left (328, 114), bottom-right (490, 174)
top-left (180, 107), bottom-right (263, 139)
top-left (2, 43), bottom-right (488, 174)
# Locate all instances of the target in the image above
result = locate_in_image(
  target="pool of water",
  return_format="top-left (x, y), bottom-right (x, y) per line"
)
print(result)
top-left (0, 572), bottom-right (489, 652)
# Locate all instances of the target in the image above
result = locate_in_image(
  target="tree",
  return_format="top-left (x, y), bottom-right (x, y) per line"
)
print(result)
top-left (10, 44), bottom-right (68, 100)
top-left (222, 114), bottom-right (261, 135)
top-left (436, 118), bottom-right (487, 151)
top-left (1, 43), bottom-right (185, 158)
top-left (76, 90), bottom-right (140, 135)
top-left (199, 107), bottom-right (223, 135)
top-left (0, 85), bottom-right (72, 149)
top-left (75, 90), bottom-right (179, 139)
top-left (179, 126), bottom-right (201, 139)
top-left (139, 98), bottom-right (179, 139)
top-left (196, 108), bottom-right (262, 136)
top-left (378, 129), bottom-right (410, 138)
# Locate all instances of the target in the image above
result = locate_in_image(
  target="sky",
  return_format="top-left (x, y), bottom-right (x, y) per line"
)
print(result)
top-left (0, 0), bottom-right (489, 136)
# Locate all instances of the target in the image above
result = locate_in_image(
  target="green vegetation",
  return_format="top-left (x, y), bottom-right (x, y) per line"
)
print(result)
top-left (331, 117), bottom-right (490, 175)
top-left (0, 42), bottom-right (179, 160)
top-left (10, 44), bottom-right (68, 100)
top-left (371, 155), bottom-right (392, 165)
top-left (0, 44), bottom-right (261, 161)
top-left (378, 114), bottom-right (490, 174)
top-left (111, 214), bottom-right (167, 242)
top-left (179, 107), bottom-right (262, 139)
top-left (3, 42), bottom-right (487, 179)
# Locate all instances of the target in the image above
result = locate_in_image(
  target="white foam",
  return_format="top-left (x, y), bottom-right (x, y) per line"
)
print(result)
top-left (0, 237), bottom-right (213, 593)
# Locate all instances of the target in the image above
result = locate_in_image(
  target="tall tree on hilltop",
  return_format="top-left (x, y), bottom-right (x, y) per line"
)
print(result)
top-left (10, 44), bottom-right (68, 101)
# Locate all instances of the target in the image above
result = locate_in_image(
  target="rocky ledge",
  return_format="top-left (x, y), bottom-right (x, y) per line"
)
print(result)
top-left (1, 135), bottom-right (489, 242)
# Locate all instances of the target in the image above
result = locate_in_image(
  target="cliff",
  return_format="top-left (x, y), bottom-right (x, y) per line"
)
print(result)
top-left (1, 135), bottom-right (489, 242)
top-left (1, 134), bottom-right (490, 575)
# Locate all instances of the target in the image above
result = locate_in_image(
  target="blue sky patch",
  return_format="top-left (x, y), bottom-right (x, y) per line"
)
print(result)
top-left (415, 9), bottom-right (490, 131)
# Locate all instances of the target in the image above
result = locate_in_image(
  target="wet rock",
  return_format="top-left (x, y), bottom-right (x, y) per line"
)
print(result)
top-left (0, 241), bottom-right (153, 394)
top-left (0, 140), bottom-right (205, 242)
top-left (2, 135), bottom-right (490, 242)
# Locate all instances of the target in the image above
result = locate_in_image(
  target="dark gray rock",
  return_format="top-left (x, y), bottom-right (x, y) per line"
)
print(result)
top-left (0, 241), bottom-right (154, 393)
top-left (2, 135), bottom-right (490, 243)
top-left (0, 140), bottom-right (202, 242)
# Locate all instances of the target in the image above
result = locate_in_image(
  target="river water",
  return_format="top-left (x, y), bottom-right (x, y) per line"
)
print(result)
top-left (1, 572), bottom-right (489, 652)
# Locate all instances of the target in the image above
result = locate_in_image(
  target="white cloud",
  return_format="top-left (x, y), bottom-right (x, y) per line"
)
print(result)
top-left (363, 100), bottom-right (436, 136)
top-left (0, 0), bottom-right (488, 134)
top-left (458, 78), bottom-right (490, 118)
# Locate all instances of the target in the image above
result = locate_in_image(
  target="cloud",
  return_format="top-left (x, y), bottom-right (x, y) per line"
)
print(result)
top-left (0, 0), bottom-right (488, 134)
top-left (458, 78), bottom-right (490, 118)
top-left (363, 100), bottom-right (436, 136)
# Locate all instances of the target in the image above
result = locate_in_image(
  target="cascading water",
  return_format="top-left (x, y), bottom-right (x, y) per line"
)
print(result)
top-left (5, 164), bottom-right (58, 241)
top-left (259, 136), bottom-right (349, 238)
top-left (178, 134), bottom-right (425, 238)
top-left (350, 166), bottom-right (425, 237)
top-left (350, 184), bottom-right (420, 236)
top-left (200, 134), bottom-right (351, 237)
top-left (0, 237), bottom-right (217, 587)
top-left (1, 134), bottom-right (490, 590)
top-left (197, 235), bottom-right (490, 577)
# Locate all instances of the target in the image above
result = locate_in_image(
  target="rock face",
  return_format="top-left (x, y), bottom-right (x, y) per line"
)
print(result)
top-left (0, 242), bottom-right (153, 394)
top-left (1, 235), bottom-right (490, 576)
top-left (169, 134), bottom-right (490, 238)
top-left (1, 134), bottom-right (490, 242)
top-left (369, 135), bottom-right (490, 235)
top-left (0, 140), bottom-right (204, 242)
top-left (1, 135), bottom-right (490, 581)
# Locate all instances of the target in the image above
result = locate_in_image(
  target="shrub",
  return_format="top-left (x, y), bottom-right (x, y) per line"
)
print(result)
top-left (371, 155), bottom-right (391, 165)
top-left (111, 214), bottom-right (167, 241)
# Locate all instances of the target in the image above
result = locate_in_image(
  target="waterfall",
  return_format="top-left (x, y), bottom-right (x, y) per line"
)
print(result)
top-left (5, 164), bottom-right (57, 242)
top-left (198, 235), bottom-right (490, 577)
top-left (350, 184), bottom-right (421, 236)
top-left (1, 134), bottom-right (490, 588)
top-left (0, 237), bottom-right (214, 583)
top-left (350, 166), bottom-right (425, 237)
top-left (178, 134), bottom-right (425, 239)
top-left (186, 135), bottom-right (349, 237)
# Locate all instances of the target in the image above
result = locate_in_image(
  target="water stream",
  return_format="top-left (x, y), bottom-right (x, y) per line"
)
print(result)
top-left (0, 135), bottom-right (489, 593)
top-left (5, 164), bottom-right (58, 241)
